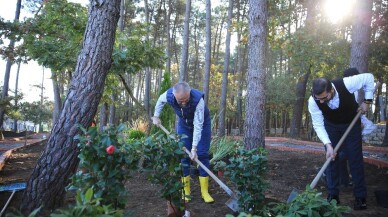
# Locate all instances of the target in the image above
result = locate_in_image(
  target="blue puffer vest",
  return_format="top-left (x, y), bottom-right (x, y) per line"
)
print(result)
top-left (166, 88), bottom-right (210, 126)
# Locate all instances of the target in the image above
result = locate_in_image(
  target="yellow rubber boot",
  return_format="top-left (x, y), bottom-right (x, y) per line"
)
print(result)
top-left (199, 176), bottom-right (214, 203)
top-left (182, 176), bottom-right (191, 202)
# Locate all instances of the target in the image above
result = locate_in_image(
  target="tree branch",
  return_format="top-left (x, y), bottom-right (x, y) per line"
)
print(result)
top-left (117, 74), bottom-right (144, 110)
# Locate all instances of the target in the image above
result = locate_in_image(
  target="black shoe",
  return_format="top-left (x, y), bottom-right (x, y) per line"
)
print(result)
top-left (354, 198), bottom-right (367, 210)
top-left (327, 194), bottom-right (340, 204)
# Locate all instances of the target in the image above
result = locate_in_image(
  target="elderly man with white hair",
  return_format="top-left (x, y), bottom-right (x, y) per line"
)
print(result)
top-left (152, 81), bottom-right (214, 203)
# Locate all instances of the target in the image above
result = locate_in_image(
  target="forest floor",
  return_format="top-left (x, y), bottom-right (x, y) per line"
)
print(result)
top-left (0, 137), bottom-right (388, 217)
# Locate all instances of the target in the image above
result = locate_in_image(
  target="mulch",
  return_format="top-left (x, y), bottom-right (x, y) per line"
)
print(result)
top-left (1, 137), bottom-right (388, 216)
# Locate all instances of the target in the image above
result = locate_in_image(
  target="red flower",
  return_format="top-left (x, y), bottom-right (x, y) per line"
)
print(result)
top-left (106, 145), bottom-right (115, 155)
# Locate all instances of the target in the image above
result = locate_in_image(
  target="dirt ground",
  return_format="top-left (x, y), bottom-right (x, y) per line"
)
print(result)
top-left (1, 139), bottom-right (387, 217)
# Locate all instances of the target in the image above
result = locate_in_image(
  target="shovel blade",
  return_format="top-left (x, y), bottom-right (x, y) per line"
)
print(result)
top-left (287, 188), bottom-right (299, 204)
top-left (225, 197), bottom-right (239, 212)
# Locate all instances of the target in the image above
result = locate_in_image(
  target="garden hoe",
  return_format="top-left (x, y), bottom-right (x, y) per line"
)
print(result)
top-left (158, 124), bottom-right (239, 212)
top-left (0, 182), bottom-right (26, 216)
top-left (287, 110), bottom-right (362, 203)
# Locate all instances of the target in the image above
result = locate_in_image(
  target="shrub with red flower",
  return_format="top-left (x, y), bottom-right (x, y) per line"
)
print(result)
top-left (71, 124), bottom-right (140, 209)
top-left (106, 145), bottom-right (115, 154)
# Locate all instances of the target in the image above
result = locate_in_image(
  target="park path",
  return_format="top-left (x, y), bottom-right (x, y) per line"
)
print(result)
top-left (0, 133), bottom-right (48, 170)
top-left (1, 135), bottom-right (387, 171)
top-left (265, 137), bottom-right (388, 168)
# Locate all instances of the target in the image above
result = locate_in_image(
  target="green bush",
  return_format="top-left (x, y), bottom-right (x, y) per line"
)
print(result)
top-left (50, 188), bottom-right (123, 217)
top-left (6, 189), bottom-right (122, 217)
top-left (69, 124), bottom-right (140, 208)
top-left (128, 129), bottom-right (146, 140)
top-left (151, 71), bottom-right (175, 134)
top-left (225, 148), bottom-right (268, 214)
top-left (142, 132), bottom-right (186, 212)
top-left (270, 186), bottom-right (351, 217)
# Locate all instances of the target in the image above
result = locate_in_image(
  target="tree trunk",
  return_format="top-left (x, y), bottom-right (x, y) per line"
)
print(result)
top-left (373, 78), bottom-right (382, 122)
top-left (244, 0), bottom-right (267, 150)
top-left (39, 67), bottom-right (45, 133)
top-left (165, 0), bottom-right (172, 74)
top-left (383, 116), bottom-right (388, 146)
top-left (215, 17), bottom-right (224, 63)
top-left (350, 0), bottom-right (373, 74)
top-left (212, 20), bottom-right (219, 60)
top-left (289, 69), bottom-right (310, 138)
top-left (192, 18), bottom-right (199, 87)
top-left (21, 0), bottom-right (121, 213)
top-left (289, 0), bottom-right (316, 138)
top-left (218, 0), bottom-right (233, 137)
top-left (100, 103), bottom-right (108, 132)
top-left (179, 0), bottom-right (191, 82)
top-left (202, 0), bottom-right (211, 105)
top-left (52, 74), bottom-right (62, 127)
top-left (144, 0), bottom-right (152, 119)
top-left (0, 0), bottom-right (22, 129)
top-left (13, 61), bottom-right (21, 132)
top-left (383, 81), bottom-right (388, 145)
top-left (236, 0), bottom-right (246, 135)
top-left (172, 14), bottom-right (180, 74)
top-left (109, 94), bottom-right (117, 125)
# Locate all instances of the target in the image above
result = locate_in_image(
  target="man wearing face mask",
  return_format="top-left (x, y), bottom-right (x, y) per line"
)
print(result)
top-left (152, 81), bottom-right (214, 203)
top-left (308, 68), bottom-right (375, 210)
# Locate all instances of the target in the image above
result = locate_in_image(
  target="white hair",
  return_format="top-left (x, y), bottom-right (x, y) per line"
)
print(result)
top-left (172, 82), bottom-right (191, 95)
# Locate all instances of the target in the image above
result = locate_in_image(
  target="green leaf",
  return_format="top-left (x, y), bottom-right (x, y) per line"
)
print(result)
top-left (84, 188), bottom-right (93, 203)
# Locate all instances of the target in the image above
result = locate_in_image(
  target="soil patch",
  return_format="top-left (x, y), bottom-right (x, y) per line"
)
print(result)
top-left (1, 140), bottom-right (387, 216)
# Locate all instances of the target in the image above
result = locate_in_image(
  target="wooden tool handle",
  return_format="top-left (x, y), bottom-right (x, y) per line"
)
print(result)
top-left (157, 123), bottom-right (236, 197)
top-left (310, 110), bottom-right (362, 189)
top-left (183, 147), bottom-right (234, 196)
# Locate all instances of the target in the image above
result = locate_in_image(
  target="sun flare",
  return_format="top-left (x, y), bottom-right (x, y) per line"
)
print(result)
top-left (324, 0), bottom-right (354, 23)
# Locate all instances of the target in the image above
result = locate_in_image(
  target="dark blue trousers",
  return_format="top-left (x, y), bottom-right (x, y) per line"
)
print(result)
top-left (338, 150), bottom-right (351, 185)
top-left (177, 120), bottom-right (211, 177)
top-left (324, 119), bottom-right (367, 198)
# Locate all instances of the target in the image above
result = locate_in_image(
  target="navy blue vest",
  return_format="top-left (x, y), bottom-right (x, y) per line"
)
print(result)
top-left (315, 79), bottom-right (358, 124)
top-left (166, 88), bottom-right (210, 126)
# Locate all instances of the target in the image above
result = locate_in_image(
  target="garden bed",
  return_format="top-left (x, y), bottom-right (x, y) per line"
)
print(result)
top-left (0, 139), bottom-right (387, 216)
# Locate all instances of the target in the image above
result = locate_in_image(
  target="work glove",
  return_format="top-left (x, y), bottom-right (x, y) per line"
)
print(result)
top-left (151, 116), bottom-right (161, 126)
top-left (190, 147), bottom-right (198, 160)
top-left (325, 143), bottom-right (335, 161)
top-left (358, 102), bottom-right (369, 114)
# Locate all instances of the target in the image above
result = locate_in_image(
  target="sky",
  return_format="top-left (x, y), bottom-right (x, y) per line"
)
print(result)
top-left (0, 0), bottom-right (87, 103)
top-left (0, 2), bottom-right (52, 102)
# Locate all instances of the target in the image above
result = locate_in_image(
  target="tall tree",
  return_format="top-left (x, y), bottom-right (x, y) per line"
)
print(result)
top-left (244, 0), bottom-right (267, 149)
top-left (165, 0), bottom-right (172, 74)
top-left (218, 0), bottom-right (233, 137)
top-left (143, 0), bottom-right (152, 119)
top-left (350, 0), bottom-right (373, 106)
top-left (179, 0), bottom-right (191, 81)
top-left (13, 61), bottom-right (21, 132)
top-left (21, 0), bottom-right (87, 128)
top-left (109, 0), bottom-right (126, 125)
top-left (0, 0), bottom-right (22, 129)
top-left (21, 0), bottom-right (121, 213)
top-left (51, 73), bottom-right (62, 126)
top-left (100, 103), bottom-right (108, 131)
top-left (350, 0), bottom-right (373, 73)
top-left (38, 67), bottom-right (45, 132)
top-left (202, 0), bottom-right (211, 105)
top-left (236, 0), bottom-right (247, 134)
top-left (289, 0), bottom-right (317, 138)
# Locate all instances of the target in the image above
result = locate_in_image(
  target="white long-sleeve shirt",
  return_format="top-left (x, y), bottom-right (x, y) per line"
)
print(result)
top-left (308, 73), bottom-right (375, 145)
top-left (154, 91), bottom-right (205, 148)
